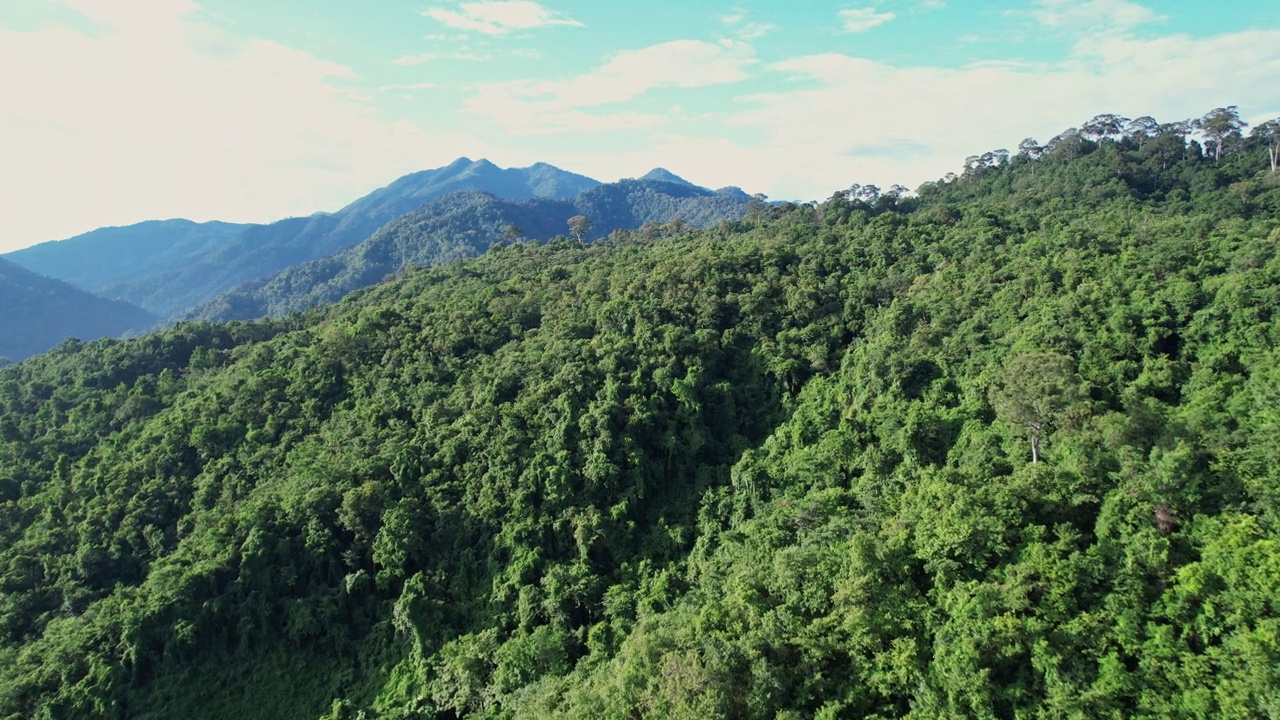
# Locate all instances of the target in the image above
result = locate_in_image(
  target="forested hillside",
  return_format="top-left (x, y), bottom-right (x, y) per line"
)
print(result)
top-left (0, 258), bottom-right (155, 362)
top-left (1, 109), bottom-right (1279, 719)
top-left (186, 179), bottom-right (751, 322)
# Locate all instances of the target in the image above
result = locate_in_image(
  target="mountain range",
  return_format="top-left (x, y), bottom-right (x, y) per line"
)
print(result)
top-left (186, 177), bottom-right (751, 322)
top-left (1, 160), bottom-right (750, 357)
top-left (0, 257), bottom-right (154, 362)
top-left (5, 158), bottom-right (601, 318)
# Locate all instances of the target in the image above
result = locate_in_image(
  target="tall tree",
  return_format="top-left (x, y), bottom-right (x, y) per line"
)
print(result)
top-left (567, 215), bottom-right (592, 242)
top-left (1195, 106), bottom-right (1248, 162)
top-left (1250, 118), bottom-right (1280, 174)
top-left (989, 352), bottom-right (1085, 464)
top-left (1124, 116), bottom-right (1159, 148)
top-left (1081, 113), bottom-right (1130, 142)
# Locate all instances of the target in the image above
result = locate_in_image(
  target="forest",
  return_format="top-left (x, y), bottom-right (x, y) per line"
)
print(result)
top-left (0, 107), bottom-right (1278, 718)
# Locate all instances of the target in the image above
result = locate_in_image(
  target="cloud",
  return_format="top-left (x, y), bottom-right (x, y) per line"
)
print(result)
top-left (716, 8), bottom-right (777, 40)
top-left (421, 1), bottom-right (582, 36)
top-left (391, 51), bottom-right (493, 64)
top-left (717, 11), bottom-right (746, 26)
top-left (465, 40), bottom-right (755, 134)
top-left (706, 26), bottom-right (1280, 201)
top-left (377, 82), bottom-right (441, 91)
top-left (838, 8), bottom-right (896, 33)
top-left (736, 23), bottom-right (778, 40)
top-left (1031, 0), bottom-right (1161, 33)
top-left (0, 1), bottom-right (495, 251)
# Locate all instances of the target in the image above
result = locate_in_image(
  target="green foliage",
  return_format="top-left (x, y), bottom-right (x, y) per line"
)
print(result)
top-left (989, 352), bottom-right (1087, 463)
top-left (1, 109), bottom-right (1279, 719)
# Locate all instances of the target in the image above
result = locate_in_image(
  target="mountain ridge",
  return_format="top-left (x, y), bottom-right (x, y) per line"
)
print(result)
top-left (2, 159), bottom-right (603, 318)
top-left (0, 257), bottom-right (155, 361)
top-left (185, 175), bottom-right (755, 322)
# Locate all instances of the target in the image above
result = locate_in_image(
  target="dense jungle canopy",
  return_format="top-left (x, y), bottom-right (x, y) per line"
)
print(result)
top-left (2, 109), bottom-right (1279, 718)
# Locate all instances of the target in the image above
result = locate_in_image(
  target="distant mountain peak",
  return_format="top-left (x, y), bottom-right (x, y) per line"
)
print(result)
top-left (640, 168), bottom-right (696, 187)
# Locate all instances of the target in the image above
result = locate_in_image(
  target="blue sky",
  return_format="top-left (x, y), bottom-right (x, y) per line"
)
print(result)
top-left (2, 0), bottom-right (1278, 251)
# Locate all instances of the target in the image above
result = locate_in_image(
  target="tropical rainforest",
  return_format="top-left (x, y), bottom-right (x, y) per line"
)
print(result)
top-left (1, 108), bottom-right (1279, 719)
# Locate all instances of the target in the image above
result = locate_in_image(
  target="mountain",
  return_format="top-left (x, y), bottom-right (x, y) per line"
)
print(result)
top-left (329, 158), bottom-right (599, 223)
top-left (638, 167), bottom-right (697, 186)
top-left (2, 159), bottom-right (601, 318)
top-left (185, 178), bottom-right (754, 322)
top-left (3, 111), bottom-right (1280, 719)
top-left (1, 220), bottom-right (253, 297)
top-left (0, 257), bottom-right (155, 362)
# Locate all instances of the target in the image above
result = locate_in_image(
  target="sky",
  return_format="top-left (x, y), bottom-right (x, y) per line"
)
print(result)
top-left (2, 0), bottom-right (1279, 252)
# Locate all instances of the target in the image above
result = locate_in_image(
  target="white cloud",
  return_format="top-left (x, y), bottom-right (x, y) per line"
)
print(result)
top-left (422, 1), bottom-right (582, 36)
top-left (736, 23), bottom-right (778, 40)
top-left (465, 40), bottom-right (755, 134)
top-left (0, 1), bottom-right (496, 251)
top-left (706, 27), bottom-right (1280, 201)
top-left (378, 82), bottom-right (441, 91)
top-left (1032, 0), bottom-right (1161, 33)
top-left (839, 8), bottom-right (896, 33)
top-left (391, 51), bottom-right (493, 64)
top-left (716, 8), bottom-right (777, 40)
top-left (718, 11), bottom-right (746, 26)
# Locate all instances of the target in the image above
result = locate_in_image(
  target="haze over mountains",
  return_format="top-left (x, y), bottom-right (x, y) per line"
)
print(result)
top-left (0, 258), bottom-right (154, 362)
top-left (5, 159), bottom-right (604, 318)
top-left (1, 159), bottom-right (751, 358)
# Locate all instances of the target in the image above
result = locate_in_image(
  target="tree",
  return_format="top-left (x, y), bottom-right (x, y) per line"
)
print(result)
top-left (849, 184), bottom-right (882, 203)
top-left (662, 218), bottom-right (688, 237)
top-left (989, 352), bottom-right (1085, 464)
top-left (1124, 116), bottom-right (1160, 148)
top-left (1044, 128), bottom-right (1088, 159)
top-left (1195, 106), bottom-right (1247, 162)
top-left (502, 225), bottom-right (524, 243)
top-left (1250, 118), bottom-right (1280, 174)
top-left (1080, 113), bottom-right (1130, 143)
top-left (982, 149), bottom-right (1010, 167)
top-left (567, 215), bottom-right (591, 242)
top-left (1017, 137), bottom-right (1043, 161)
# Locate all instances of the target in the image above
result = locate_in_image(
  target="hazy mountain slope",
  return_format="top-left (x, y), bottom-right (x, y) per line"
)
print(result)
top-left (2, 220), bottom-right (252, 295)
top-left (638, 168), bottom-right (697, 186)
top-left (4, 160), bottom-right (600, 318)
top-left (186, 179), bottom-right (752, 322)
top-left (338, 158), bottom-right (599, 220)
top-left (0, 258), bottom-right (155, 361)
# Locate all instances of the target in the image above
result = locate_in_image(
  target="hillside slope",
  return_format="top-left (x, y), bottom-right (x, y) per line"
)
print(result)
top-left (1, 113), bottom-right (1278, 719)
top-left (0, 258), bottom-right (155, 362)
